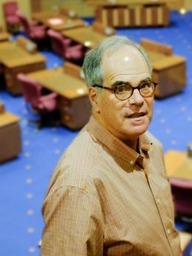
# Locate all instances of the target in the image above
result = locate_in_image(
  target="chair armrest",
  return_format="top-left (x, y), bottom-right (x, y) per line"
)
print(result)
top-left (39, 92), bottom-right (58, 111)
top-left (62, 38), bottom-right (72, 46)
top-left (30, 24), bottom-right (47, 31)
top-left (69, 44), bottom-right (83, 51)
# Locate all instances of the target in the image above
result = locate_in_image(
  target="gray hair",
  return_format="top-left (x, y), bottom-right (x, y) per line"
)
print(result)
top-left (82, 35), bottom-right (152, 87)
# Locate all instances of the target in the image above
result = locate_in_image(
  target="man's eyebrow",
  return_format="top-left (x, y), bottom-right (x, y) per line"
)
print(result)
top-left (111, 81), bottom-right (131, 87)
top-left (111, 77), bottom-right (152, 88)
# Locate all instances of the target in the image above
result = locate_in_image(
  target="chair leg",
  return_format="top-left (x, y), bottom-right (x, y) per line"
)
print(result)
top-left (37, 110), bottom-right (61, 129)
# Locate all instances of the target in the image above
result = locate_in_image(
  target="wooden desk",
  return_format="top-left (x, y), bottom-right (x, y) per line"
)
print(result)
top-left (0, 41), bottom-right (46, 95)
top-left (32, 10), bottom-right (86, 31)
top-left (62, 25), bottom-right (110, 49)
top-left (148, 52), bottom-right (186, 98)
top-left (27, 67), bottom-right (91, 130)
top-left (0, 32), bottom-right (11, 42)
top-left (0, 111), bottom-right (22, 163)
top-left (89, 0), bottom-right (169, 27)
top-left (140, 38), bottom-right (186, 98)
top-left (179, 231), bottom-right (192, 251)
top-left (164, 150), bottom-right (192, 180)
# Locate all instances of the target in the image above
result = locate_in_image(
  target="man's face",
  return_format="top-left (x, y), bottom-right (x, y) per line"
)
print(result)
top-left (90, 45), bottom-right (154, 144)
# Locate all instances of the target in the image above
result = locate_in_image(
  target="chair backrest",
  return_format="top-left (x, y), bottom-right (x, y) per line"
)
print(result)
top-left (3, 1), bottom-right (18, 17)
top-left (16, 12), bottom-right (30, 34)
top-left (47, 29), bottom-right (66, 56)
top-left (170, 178), bottom-right (192, 218)
top-left (17, 73), bottom-right (42, 107)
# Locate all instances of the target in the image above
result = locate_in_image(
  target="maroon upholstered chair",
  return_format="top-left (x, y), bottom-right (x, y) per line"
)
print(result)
top-left (2, 1), bottom-right (21, 32)
top-left (16, 12), bottom-right (47, 43)
top-left (47, 29), bottom-right (85, 65)
top-left (47, 29), bottom-right (71, 56)
top-left (170, 178), bottom-right (192, 218)
top-left (17, 73), bottom-right (60, 127)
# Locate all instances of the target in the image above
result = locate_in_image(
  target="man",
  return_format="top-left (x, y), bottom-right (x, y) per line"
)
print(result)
top-left (41, 35), bottom-right (181, 255)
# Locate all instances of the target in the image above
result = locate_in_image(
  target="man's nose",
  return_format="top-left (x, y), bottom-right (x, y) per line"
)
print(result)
top-left (129, 89), bottom-right (144, 105)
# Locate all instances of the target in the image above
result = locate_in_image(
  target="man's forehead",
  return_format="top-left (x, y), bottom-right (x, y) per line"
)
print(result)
top-left (104, 44), bottom-right (139, 57)
top-left (103, 45), bottom-right (149, 74)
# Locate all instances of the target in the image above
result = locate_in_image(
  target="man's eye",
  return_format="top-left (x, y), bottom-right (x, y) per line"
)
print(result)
top-left (118, 86), bottom-right (126, 93)
top-left (117, 85), bottom-right (131, 93)
top-left (141, 82), bottom-right (151, 89)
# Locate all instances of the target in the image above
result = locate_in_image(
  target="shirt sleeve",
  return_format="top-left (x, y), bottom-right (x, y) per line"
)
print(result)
top-left (41, 184), bottom-right (104, 256)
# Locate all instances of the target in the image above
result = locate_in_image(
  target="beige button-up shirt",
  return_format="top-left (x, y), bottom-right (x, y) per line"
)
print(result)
top-left (41, 116), bottom-right (181, 256)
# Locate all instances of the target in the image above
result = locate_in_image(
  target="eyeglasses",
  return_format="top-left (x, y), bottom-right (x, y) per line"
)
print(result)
top-left (93, 79), bottom-right (157, 101)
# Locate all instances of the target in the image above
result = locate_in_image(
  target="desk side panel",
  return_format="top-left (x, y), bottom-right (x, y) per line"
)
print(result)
top-left (153, 62), bottom-right (186, 98)
top-left (5, 62), bottom-right (46, 95)
top-left (0, 122), bottom-right (22, 163)
top-left (58, 95), bottom-right (91, 130)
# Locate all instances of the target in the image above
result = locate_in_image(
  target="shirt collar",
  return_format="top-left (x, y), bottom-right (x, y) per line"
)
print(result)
top-left (87, 116), bottom-right (152, 170)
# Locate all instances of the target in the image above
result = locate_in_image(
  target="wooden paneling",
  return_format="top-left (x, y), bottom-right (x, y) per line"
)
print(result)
top-left (30, 0), bottom-right (41, 12)
top-left (95, 3), bottom-right (170, 27)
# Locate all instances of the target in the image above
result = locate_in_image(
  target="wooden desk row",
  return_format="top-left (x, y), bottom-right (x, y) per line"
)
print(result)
top-left (0, 19), bottom-right (115, 95)
top-left (62, 21), bottom-right (115, 49)
top-left (89, 0), bottom-right (170, 27)
top-left (27, 63), bottom-right (91, 130)
top-left (86, 0), bottom-right (185, 11)
top-left (32, 9), bottom-right (116, 48)
top-left (0, 36), bottom-right (46, 95)
top-left (32, 9), bottom-right (86, 32)
top-left (0, 22), bottom-right (187, 129)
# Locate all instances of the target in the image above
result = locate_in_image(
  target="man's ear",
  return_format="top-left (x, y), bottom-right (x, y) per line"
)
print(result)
top-left (89, 87), bottom-right (97, 105)
top-left (88, 87), bottom-right (100, 112)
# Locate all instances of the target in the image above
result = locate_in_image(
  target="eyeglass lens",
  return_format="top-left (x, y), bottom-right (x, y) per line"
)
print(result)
top-left (114, 81), bottom-right (155, 100)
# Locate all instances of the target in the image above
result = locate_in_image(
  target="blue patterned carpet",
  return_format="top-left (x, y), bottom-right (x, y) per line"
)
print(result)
top-left (0, 11), bottom-right (192, 256)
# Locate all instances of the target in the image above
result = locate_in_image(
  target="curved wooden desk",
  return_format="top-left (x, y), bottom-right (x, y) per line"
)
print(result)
top-left (0, 40), bottom-right (46, 95)
top-left (0, 31), bottom-right (11, 42)
top-left (89, 0), bottom-right (170, 27)
top-left (164, 150), bottom-right (192, 180)
top-left (32, 10), bottom-right (86, 31)
top-left (62, 26), bottom-right (106, 49)
top-left (27, 66), bottom-right (91, 130)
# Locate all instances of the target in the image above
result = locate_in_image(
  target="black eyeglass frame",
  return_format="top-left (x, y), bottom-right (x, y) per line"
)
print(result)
top-left (92, 79), bottom-right (158, 101)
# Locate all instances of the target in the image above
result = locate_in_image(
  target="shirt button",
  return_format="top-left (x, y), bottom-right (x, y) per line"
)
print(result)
top-left (166, 229), bottom-right (171, 235)
top-left (156, 198), bottom-right (161, 204)
top-left (130, 160), bottom-right (134, 165)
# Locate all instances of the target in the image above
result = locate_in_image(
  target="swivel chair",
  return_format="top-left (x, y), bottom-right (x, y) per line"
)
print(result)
top-left (17, 73), bottom-right (60, 128)
top-left (16, 11), bottom-right (47, 47)
top-left (47, 29), bottom-right (85, 65)
top-left (170, 178), bottom-right (192, 219)
top-left (2, 1), bottom-right (21, 32)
